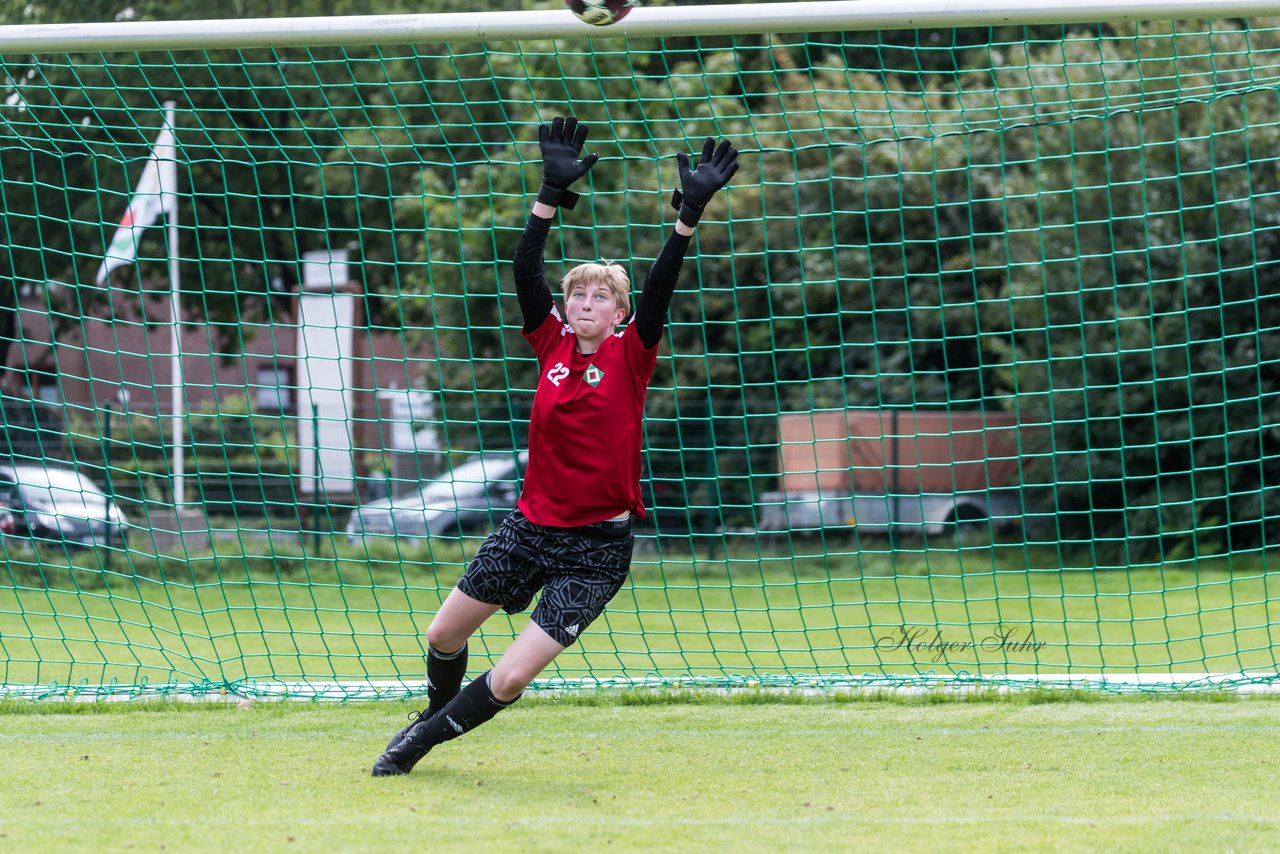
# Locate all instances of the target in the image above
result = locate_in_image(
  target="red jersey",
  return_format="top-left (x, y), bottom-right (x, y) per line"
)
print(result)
top-left (517, 305), bottom-right (658, 527)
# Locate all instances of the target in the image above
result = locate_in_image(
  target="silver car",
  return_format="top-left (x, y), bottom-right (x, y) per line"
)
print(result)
top-left (0, 464), bottom-right (129, 549)
top-left (346, 452), bottom-right (526, 542)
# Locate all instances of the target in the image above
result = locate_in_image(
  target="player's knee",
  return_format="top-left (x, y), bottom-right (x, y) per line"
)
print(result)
top-left (488, 667), bottom-right (532, 702)
top-left (425, 621), bottom-right (466, 655)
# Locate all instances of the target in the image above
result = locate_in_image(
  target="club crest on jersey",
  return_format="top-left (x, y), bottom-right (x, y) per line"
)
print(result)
top-left (584, 364), bottom-right (605, 388)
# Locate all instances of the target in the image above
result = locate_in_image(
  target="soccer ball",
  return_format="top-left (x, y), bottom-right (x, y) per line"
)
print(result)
top-left (566, 0), bottom-right (635, 26)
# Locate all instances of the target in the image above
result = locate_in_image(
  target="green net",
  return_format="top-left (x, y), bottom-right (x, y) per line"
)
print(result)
top-left (2, 13), bottom-right (1279, 699)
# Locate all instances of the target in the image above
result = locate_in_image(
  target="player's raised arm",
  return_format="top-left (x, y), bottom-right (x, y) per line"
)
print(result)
top-left (514, 116), bottom-right (600, 333)
top-left (633, 136), bottom-right (739, 349)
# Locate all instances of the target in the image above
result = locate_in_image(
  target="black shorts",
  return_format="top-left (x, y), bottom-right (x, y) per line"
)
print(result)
top-left (456, 509), bottom-right (634, 647)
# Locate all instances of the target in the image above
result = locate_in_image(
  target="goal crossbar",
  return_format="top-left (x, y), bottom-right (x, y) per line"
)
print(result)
top-left (3, 0), bottom-right (1280, 55)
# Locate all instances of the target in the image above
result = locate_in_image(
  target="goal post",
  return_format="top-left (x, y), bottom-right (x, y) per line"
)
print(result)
top-left (1, 1), bottom-right (1279, 700)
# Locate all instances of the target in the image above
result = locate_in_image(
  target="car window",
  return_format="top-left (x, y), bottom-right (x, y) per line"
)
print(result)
top-left (14, 467), bottom-right (108, 512)
top-left (14, 467), bottom-right (102, 492)
top-left (420, 455), bottom-right (517, 501)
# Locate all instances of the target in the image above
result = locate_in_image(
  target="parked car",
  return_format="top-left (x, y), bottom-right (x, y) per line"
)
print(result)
top-left (638, 466), bottom-right (696, 537)
top-left (346, 452), bottom-right (525, 542)
top-left (346, 450), bottom-right (695, 543)
top-left (0, 464), bottom-right (129, 549)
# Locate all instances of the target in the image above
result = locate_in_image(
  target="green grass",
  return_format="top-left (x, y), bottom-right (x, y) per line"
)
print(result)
top-left (2, 542), bottom-right (1279, 691)
top-left (2, 697), bottom-right (1279, 852)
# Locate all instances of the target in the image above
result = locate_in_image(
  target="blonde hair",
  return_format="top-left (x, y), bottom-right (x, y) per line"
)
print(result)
top-left (560, 262), bottom-right (631, 315)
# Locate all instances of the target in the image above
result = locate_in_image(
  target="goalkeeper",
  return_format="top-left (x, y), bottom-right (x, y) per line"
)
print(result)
top-left (372, 117), bottom-right (738, 776)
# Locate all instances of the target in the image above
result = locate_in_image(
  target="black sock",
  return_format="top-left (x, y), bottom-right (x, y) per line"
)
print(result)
top-left (425, 643), bottom-right (468, 717)
top-left (411, 670), bottom-right (518, 751)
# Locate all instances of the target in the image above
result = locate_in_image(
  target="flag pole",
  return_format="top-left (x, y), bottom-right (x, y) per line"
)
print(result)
top-left (95, 104), bottom-right (184, 509)
top-left (163, 100), bottom-right (184, 510)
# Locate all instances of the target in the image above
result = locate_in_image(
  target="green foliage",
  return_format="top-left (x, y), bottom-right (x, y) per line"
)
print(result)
top-left (979, 26), bottom-right (1280, 559)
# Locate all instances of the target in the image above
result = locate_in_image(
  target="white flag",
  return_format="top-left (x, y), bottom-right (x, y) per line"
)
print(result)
top-left (96, 119), bottom-right (178, 285)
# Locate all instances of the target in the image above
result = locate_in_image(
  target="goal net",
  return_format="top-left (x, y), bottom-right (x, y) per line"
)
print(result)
top-left (1, 2), bottom-right (1278, 699)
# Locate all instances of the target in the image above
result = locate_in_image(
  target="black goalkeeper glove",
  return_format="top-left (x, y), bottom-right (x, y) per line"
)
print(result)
top-left (536, 116), bottom-right (600, 211)
top-left (671, 136), bottom-right (740, 227)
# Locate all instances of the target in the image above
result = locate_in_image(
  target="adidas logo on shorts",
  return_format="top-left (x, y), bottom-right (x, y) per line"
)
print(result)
top-left (566, 624), bottom-right (580, 637)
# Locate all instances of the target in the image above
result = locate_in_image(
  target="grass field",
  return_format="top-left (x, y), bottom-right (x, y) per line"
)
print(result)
top-left (2, 541), bottom-right (1278, 692)
top-left (2, 693), bottom-right (1280, 852)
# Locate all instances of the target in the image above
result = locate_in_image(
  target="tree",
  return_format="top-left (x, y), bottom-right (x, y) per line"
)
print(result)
top-left (0, 0), bottom-right (533, 364)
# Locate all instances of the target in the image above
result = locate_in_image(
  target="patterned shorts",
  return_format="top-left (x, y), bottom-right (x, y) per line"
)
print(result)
top-left (456, 509), bottom-right (634, 647)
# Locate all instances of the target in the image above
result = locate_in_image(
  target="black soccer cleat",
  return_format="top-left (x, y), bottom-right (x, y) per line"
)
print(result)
top-left (371, 753), bottom-right (410, 777)
top-left (371, 720), bottom-right (433, 777)
top-left (385, 707), bottom-right (431, 753)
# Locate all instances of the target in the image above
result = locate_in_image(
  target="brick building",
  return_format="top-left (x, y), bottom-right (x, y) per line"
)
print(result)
top-left (3, 270), bottom-right (436, 505)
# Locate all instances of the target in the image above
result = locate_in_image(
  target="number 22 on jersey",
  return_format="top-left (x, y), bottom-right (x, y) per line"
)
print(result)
top-left (546, 362), bottom-right (570, 387)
